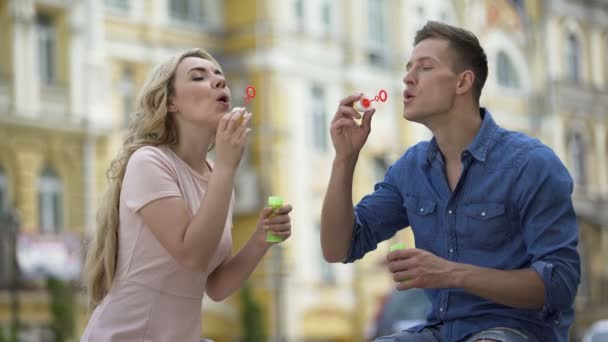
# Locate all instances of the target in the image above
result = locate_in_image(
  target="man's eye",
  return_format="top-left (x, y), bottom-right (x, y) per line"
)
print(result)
top-left (192, 77), bottom-right (204, 81)
top-left (422, 66), bottom-right (433, 70)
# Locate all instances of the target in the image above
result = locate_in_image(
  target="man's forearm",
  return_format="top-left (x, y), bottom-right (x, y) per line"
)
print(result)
top-left (452, 263), bottom-right (545, 310)
top-left (206, 238), bottom-right (270, 301)
top-left (321, 157), bottom-right (358, 263)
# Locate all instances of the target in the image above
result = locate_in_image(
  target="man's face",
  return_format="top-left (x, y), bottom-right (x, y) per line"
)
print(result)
top-left (402, 38), bottom-right (461, 125)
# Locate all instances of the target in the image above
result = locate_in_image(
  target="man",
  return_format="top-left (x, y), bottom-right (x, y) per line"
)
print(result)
top-left (321, 21), bottom-right (580, 342)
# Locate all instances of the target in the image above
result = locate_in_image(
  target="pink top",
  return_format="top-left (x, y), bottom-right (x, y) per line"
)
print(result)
top-left (81, 145), bottom-right (233, 342)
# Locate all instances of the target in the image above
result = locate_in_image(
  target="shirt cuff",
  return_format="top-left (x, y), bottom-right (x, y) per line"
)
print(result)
top-left (530, 260), bottom-right (555, 314)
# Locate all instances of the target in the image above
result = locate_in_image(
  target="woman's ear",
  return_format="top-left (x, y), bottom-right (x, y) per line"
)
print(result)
top-left (455, 70), bottom-right (475, 96)
top-left (167, 96), bottom-right (177, 113)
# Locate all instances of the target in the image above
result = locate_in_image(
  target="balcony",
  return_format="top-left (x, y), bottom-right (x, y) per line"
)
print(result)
top-left (547, 80), bottom-right (608, 116)
top-left (40, 82), bottom-right (69, 118)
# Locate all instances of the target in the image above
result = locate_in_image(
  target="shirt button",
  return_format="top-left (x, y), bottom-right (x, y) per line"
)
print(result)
top-left (449, 248), bottom-right (454, 253)
top-left (439, 308), bottom-right (444, 312)
top-left (448, 210), bottom-right (453, 214)
top-left (420, 208), bottom-right (424, 213)
top-left (481, 211), bottom-right (486, 217)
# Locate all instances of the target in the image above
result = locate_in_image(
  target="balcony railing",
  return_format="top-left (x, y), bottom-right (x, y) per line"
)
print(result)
top-left (40, 82), bottom-right (69, 118)
top-left (547, 80), bottom-right (608, 115)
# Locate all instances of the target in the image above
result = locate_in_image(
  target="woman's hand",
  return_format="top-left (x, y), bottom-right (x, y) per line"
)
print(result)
top-left (215, 107), bottom-right (252, 170)
top-left (253, 204), bottom-right (293, 246)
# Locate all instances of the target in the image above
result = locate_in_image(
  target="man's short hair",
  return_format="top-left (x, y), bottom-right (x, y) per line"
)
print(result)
top-left (414, 21), bottom-right (488, 103)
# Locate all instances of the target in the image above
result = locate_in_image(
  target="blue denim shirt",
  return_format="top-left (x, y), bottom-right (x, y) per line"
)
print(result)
top-left (346, 109), bottom-right (580, 342)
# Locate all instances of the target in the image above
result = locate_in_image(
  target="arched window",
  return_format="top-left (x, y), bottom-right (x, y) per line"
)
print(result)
top-left (38, 167), bottom-right (63, 234)
top-left (565, 32), bottom-right (581, 82)
top-left (568, 132), bottom-right (586, 187)
top-left (0, 167), bottom-right (7, 214)
top-left (496, 51), bottom-right (521, 88)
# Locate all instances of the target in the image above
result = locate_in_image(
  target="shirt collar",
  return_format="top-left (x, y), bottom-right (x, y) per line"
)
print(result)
top-left (426, 108), bottom-right (499, 163)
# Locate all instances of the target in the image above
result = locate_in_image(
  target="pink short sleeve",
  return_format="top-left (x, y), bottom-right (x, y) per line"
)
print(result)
top-left (122, 146), bottom-right (182, 213)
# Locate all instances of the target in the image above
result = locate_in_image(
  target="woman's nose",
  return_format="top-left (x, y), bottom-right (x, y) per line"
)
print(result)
top-left (213, 75), bottom-right (226, 88)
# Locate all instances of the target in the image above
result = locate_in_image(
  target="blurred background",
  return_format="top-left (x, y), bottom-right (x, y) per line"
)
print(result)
top-left (0, 0), bottom-right (607, 341)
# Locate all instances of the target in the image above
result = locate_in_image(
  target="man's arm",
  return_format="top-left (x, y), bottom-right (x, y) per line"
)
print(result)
top-left (320, 157), bottom-right (358, 263)
top-left (455, 264), bottom-right (545, 309)
top-left (514, 146), bottom-right (581, 313)
top-left (388, 249), bottom-right (545, 309)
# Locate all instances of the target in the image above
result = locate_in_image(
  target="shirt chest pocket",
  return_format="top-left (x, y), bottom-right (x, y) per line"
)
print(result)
top-left (460, 203), bottom-right (510, 249)
top-left (403, 196), bottom-right (438, 244)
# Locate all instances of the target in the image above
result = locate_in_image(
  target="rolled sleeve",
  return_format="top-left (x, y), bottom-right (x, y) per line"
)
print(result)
top-left (343, 165), bottom-right (410, 263)
top-left (514, 146), bottom-right (581, 314)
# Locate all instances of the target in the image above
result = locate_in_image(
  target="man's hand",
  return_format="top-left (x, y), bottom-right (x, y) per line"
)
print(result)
top-left (330, 93), bottom-right (376, 161)
top-left (387, 248), bottom-right (458, 291)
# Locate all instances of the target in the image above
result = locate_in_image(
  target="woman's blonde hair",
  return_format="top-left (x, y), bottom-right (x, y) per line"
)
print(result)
top-left (83, 48), bottom-right (221, 312)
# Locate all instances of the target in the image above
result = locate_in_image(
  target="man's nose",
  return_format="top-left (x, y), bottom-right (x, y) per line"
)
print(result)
top-left (403, 70), bottom-right (416, 86)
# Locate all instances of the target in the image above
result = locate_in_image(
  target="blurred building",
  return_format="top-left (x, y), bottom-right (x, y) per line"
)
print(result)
top-left (467, 0), bottom-right (608, 338)
top-left (0, 0), bottom-right (606, 341)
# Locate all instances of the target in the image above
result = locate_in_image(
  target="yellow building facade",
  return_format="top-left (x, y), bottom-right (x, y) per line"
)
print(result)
top-left (1, 0), bottom-right (606, 341)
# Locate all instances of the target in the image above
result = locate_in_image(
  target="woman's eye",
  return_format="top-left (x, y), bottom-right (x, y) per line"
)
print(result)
top-left (192, 76), bottom-right (204, 81)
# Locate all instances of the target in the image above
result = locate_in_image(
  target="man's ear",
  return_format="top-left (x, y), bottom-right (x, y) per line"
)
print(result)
top-left (455, 70), bottom-right (475, 96)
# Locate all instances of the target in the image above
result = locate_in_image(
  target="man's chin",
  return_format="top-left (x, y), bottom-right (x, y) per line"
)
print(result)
top-left (403, 109), bottom-right (421, 123)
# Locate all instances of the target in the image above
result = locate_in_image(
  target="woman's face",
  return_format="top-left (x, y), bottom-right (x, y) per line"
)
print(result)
top-left (168, 56), bottom-right (231, 128)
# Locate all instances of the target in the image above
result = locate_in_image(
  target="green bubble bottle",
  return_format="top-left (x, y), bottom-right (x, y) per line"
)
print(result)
top-left (267, 196), bottom-right (283, 243)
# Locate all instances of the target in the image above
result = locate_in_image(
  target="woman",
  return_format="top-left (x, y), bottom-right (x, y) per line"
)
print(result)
top-left (81, 48), bottom-right (293, 341)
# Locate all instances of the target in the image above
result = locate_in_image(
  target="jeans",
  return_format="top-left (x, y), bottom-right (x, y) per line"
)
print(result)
top-left (374, 326), bottom-right (540, 342)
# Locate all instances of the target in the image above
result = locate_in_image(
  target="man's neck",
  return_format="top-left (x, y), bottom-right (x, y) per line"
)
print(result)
top-left (430, 107), bottom-right (482, 163)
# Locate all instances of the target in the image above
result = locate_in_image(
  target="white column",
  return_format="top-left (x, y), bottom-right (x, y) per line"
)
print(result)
top-left (84, 0), bottom-right (110, 128)
top-left (9, 0), bottom-right (38, 117)
top-left (83, 119), bottom-right (96, 237)
top-left (595, 123), bottom-right (607, 195)
top-left (546, 17), bottom-right (561, 81)
top-left (82, 0), bottom-right (106, 235)
top-left (552, 115), bottom-right (567, 162)
top-left (69, 1), bottom-right (85, 120)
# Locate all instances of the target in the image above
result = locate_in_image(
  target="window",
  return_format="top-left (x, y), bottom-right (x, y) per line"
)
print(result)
top-left (36, 14), bottom-right (56, 85)
top-left (119, 66), bottom-right (135, 128)
top-left (294, 0), bottom-right (304, 30)
top-left (169, 0), bottom-right (204, 23)
top-left (321, 0), bottom-right (331, 34)
top-left (566, 32), bottom-right (581, 82)
top-left (316, 224), bottom-right (335, 285)
top-left (38, 167), bottom-right (63, 234)
top-left (496, 51), bottom-right (520, 88)
top-left (569, 132), bottom-right (586, 187)
top-left (368, 0), bottom-right (388, 66)
top-left (311, 86), bottom-right (328, 152)
top-left (105, 0), bottom-right (130, 11)
top-left (0, 167), bottom-right (7, 215)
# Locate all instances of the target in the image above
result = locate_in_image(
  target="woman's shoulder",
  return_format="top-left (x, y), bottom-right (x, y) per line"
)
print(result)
top-left (127, 145), bottom-right (175, 171)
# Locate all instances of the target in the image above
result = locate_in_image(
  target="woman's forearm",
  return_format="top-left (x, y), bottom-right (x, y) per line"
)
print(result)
top-left (205, 236), bottom-right (270, 301)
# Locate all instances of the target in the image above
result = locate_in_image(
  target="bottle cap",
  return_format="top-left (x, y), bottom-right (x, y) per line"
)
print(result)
top-left (268, 196), bottom-right (283, 207)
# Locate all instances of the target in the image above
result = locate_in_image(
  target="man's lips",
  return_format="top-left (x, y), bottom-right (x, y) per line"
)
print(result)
top-left (403, 90), bottom-right (416, 102)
